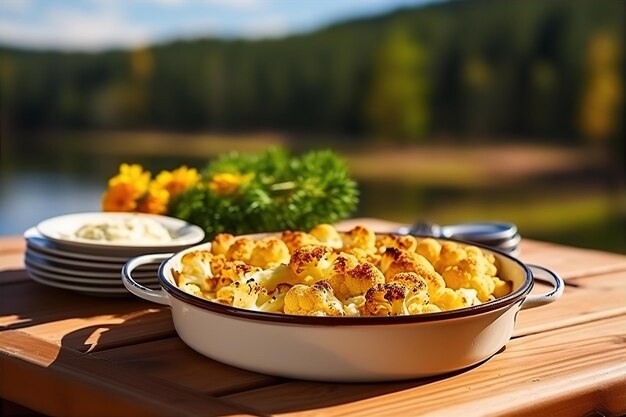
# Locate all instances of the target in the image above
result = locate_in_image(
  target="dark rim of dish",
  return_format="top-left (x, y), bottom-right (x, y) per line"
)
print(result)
top-left (156, 234), bottom-right (533, 326)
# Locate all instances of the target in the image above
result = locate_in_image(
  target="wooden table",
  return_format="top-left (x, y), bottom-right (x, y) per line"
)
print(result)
top-left (1, 218), bottom-right (625, 417)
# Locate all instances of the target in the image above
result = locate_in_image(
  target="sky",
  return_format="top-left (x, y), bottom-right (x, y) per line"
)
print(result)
top-left (0, 0), bottom-right (435, 51)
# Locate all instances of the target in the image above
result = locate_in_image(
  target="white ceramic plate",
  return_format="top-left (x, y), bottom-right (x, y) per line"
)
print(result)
top-left (25, 252), bottom-right (158, 279)
top-left (25, 242), bottom-right (159, 272)
top-left (26, 269), bottom-right (135, 295)
top-left (25, 228), bottom-right (131, 262)
top-left (36, 212), bottom-right (204, 254)
top-left (25, 261), bottom-right (159, 287)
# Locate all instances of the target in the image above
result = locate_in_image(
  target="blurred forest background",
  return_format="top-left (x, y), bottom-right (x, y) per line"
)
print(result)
top-left (0, 0), bottom-right (624, 252)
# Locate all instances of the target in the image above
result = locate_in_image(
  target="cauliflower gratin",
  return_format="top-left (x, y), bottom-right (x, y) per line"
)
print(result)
top-left (172, 224), bottom-right (512, 317)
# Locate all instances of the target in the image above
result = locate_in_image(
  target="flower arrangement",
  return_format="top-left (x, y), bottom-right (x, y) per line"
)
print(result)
top-left (102, 148), bottom-right (359, 239)
top-left (102, 163), bottom-right (200, 215)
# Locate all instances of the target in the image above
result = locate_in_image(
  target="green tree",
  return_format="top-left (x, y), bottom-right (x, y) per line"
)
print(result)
top-left (364, 27), bottom-right (429, 142)
top-left (579, 32), bottom-right (623, 144)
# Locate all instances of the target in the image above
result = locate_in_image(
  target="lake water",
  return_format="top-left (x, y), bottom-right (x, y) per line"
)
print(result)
top-left (0, 172), bottom-right (103, 235)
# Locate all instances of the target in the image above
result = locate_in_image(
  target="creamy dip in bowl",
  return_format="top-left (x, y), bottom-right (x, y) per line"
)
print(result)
top-left (74, 217), bottom-right (172, 243)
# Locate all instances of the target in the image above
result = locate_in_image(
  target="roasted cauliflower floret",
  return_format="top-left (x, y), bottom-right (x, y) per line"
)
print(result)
top-left (343, 246), bottom-right (381, 265)
top-left (341, 225), bottom-right (376, 250)
top-left (281, 231), bottom-right (320, 254)
top-left (386, 272), bottom-right (430, 306)
top-left (283, 280), bottom-right (344, 316)
top-left (226, 237), bottom-right (255, 263)
top-left (179, 283), bottom-right (203, 297)
top-left (216, 280), bottom-right (286, 312)
top-left (220, 260), bottom-right (261, 283)
top-left (215, 280), bottom-right (257, 306)
top-left (173, 250), bottom-right (227, 291)
top-left (492, 277), bottom-right (512, 298)
top-left (434, 242), bottom-right (467, 273)
top-left (364, 283), bottom-right (403, 316)
top-left (363, 281), bottom-right (432, 316)
top-left (343, 295), bottom-right (366, 316)
top-left (309, 224), bottom-right (343, 249)
top-left (178, 250), bottom-right (214, 278)
top-left (211, 233), bottom-right (235, 256)
top-left (232, 280), bottom-right (268, 309)
top-left (257, 283), bottom-right (292, 313)
top-left (327, 255), bottom-right (385, 300)
top-left (379, 247), bottom-right (444, 294)
top-left (376, 234), bottom-right (417, 253)
top-left (380, 247), bottom-right (435, 274)
top-left (248, 263), bottom-right (299, 292)
top-left (441, 256), bottom-right (496, 302)
top-left (431, 287), bottom-right (481, 311)
top-left (288, 244), bottom-right (334, 284)
top-left (436, 243), bottom-right (501, 301)
top-left (248, 237), bottom-right (290, 268)
top-left (416, 238), bottom-right (442, 266)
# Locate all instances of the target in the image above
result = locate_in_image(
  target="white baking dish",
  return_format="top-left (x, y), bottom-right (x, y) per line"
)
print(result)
top-left (122, 236), bottom-right (563, 382)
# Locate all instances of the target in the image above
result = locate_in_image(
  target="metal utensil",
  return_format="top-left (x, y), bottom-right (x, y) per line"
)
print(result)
top-left (397, 221), bottom-right (521, 256)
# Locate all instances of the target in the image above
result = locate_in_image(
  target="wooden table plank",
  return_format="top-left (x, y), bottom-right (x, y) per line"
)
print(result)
top-left (0, 330), bottom-right (258, 417)
top-left (92, 337), bottom-right (283, 396)
top-left (0, 268), bottom-right (29, 285)
top-left (0, 236), bottom-right (24, 255)
top-left (222, 315), bottom-right (626, 417)
top-left (514, 270), bottom-right (626, 337)
top-left (518, 240), bottom-right (626, 279)
top-left (0, 281), bottom-right (175, 352)
top-left (0, 253), bottom-right (25, 272)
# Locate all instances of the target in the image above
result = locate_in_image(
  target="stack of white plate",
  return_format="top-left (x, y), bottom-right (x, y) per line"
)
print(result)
top-left (398, 221), bottom-right (521, 257)
top-left (24, 212), bottom-right (205, 296)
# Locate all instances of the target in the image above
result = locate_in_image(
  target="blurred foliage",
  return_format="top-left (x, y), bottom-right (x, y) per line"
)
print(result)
top-left (579, 33), bottom-right (623, 142)
top-left (365, 27), bottom-right (429, 141)
top-left (0, 0), bottom-right (623, 149)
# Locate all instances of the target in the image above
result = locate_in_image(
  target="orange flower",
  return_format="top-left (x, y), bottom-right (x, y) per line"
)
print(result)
top-left (209, 172), bottom-right (250, 195)
top-left (108, 163), bottom-right (150, 198)
top-left (102, 183), bottom-right (140, 212)
top-left (137, 185), bottom-right (169, 215)
top-left (155, 166), bottom-right (201, 198)
top-left (102, 163), bottom-right (200, 215)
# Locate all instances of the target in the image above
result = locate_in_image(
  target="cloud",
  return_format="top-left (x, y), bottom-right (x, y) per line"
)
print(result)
top-left (203, 0), bottom-right (265, 10)
top-left (125, 0), bottom-right (265, 9)
top-left (0, 0), bottom-right (32, 14)
top-left (240, 15), bottom-right (289, 39)
top-left (0, 8), bottom-right (151, 50)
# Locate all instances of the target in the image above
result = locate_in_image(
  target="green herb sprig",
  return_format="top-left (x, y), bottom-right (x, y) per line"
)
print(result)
top-left (170, 148), bottom-right (359, 239)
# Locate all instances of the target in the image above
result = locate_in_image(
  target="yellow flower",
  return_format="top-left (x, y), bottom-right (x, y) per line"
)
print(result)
top-left (209, 172), bottom-right (250, 195)
top-left (108, 163), bottom-right (150, 198)
top-left (102, 183), bottom-right (140, 212)
top-left (102, 163), bottom-right (200, 215)
top-left (155, 165), bottom-right (201, 197)
top-left (138, 184), bottom-right (169, 215)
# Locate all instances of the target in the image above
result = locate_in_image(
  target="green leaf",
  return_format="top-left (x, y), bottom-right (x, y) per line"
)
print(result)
top-left (169, 147), bottom-right (359, 239)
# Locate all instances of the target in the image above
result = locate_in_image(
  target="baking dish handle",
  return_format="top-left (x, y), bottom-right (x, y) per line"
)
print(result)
top-left (521, 265), bottom-right (564, 310)
top-left (122, 254), bottom-right (172, 306)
